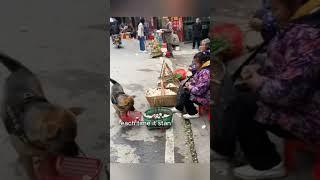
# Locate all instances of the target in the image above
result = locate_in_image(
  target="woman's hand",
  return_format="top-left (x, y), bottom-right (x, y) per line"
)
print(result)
top-left (241, 64), bottom-right (261, 80)
top-left (184, 82), bottom-right (192, 90)
top-left (241, 72), bottom-right (266, 92)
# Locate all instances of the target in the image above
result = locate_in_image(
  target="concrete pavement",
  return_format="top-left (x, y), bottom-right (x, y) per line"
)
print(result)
top-left (110, 38), bottom-right (210, 164)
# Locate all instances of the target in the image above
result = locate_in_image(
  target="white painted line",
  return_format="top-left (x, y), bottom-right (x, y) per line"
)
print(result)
top-left (165, 126), bottom-right (175, 163)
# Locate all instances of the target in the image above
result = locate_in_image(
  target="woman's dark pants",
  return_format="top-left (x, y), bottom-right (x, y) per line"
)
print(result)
top-left (175, 90), bottom-right (198, 115)
top-left (212, 92), bottom-right (294, 170)
top-left (193, 37), bottom-right (201, 49)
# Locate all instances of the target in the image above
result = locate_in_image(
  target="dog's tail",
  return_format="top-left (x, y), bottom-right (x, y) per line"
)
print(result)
top-left (0, 52), bottom-right (27, 72)
top-left (110, 78), bottom-right (119, 84)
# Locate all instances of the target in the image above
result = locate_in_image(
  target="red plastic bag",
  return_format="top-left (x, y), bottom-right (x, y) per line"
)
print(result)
top-left (211, 23), bottom-right (243, 59)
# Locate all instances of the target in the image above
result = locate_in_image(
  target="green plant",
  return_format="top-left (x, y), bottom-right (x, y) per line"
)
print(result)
top-left (210, 37), bottom-right (230, 54)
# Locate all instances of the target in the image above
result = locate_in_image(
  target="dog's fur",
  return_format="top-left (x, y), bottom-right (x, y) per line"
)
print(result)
top-left (0, 53), bottom-right (85, 179)
top-left (110, 78), bottom-right (135, 117)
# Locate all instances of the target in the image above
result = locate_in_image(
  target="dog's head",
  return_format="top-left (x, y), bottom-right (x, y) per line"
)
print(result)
top-left (40, 106), bottom-right (85, 156)
top-left (116, 95), bottom-right (135, 111)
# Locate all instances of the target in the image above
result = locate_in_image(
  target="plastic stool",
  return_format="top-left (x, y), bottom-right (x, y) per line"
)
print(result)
top-left (148, 35), bottom-right (154, 40)
top-left (165, 51), bottom-right (172, 57)
top-left (284, 140), bottom-right (320, 180)
top-left (198, 105), bottom-right (210, 121)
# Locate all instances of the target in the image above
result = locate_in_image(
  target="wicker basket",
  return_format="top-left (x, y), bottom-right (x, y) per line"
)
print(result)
top-left (158, 78), bottom-right (179, 92)
top-left (146, 79), bottom-right (177, 107)
top-left (166, 86), bottom-right (178, 93)
top-left (151, 51), bottom-right (163, 58)
top-left (146, 94), bottom-right (176, 107)
top-left (158, 61), bottom-right (180, 91)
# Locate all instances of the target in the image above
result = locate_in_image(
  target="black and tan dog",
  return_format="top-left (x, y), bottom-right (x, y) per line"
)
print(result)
top-left (110, 78), bottom-right (135, 117)
top-left (0, 53), bottom-right (84, 179)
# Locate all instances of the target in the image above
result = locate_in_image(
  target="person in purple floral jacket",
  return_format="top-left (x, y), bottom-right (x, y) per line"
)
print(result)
top-left (172, 52), bottom-right (210, 119)
top-left (212, 0), bottom-right (320, 179)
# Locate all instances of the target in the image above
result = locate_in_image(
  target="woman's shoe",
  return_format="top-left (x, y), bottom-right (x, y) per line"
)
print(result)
top-left (183, 113), bottom-right (200, 119)
top-left (211, 150), bottom-right (231, 176)
top-left (233, 161), bottom-right (286, 180)
top-left (211, 149), bottom-right (229, 161)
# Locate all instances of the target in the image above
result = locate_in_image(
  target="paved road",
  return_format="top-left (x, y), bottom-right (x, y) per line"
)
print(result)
top-left (0, 1), bottom-right (107, 179)
top-left (110, 39), bottom-right (210, 164)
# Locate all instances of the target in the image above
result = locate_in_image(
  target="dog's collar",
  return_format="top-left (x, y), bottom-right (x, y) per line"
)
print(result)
top-left (5, 92), bottom-right (49, 150)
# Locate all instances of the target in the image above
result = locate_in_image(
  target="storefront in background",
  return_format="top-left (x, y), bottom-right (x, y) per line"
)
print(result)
top-left (158, 17), bottom-right (184, 41)
top-left (111, 17), bottom-right (210, 42)
top-left (159, 16), bottom-right (210, 42)
top-left (170, 17), bottom-right (184, 42)
top-left (144, 17), bottom-right (157, 37)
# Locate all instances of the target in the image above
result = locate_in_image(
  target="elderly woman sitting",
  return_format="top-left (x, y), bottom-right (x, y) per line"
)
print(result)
top-left (212, 0), bottom-right (320, 179)
top-left (189, 39), bottom-right (211, 75)
top-left (172, 52), bottom-right (210, 119)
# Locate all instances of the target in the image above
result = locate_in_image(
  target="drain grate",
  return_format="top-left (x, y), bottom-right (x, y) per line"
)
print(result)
top-left (184, 119), bottom-right (199, 163)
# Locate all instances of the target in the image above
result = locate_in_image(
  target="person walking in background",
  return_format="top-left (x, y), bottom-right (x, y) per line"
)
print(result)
top-left (192, 18), bottom-right (203, 49)
top-left (137, 18), bottom-right (146, 52)
top-left (162, 17), bottom-right (174, 58)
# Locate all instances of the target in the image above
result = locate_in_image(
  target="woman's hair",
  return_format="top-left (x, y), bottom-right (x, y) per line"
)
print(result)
top-left (193, 52), bottom-right (210, 64)
top-left (202, 38), bottom-right (211, 49)
top-left (140, 18), bottom-right (145, 24)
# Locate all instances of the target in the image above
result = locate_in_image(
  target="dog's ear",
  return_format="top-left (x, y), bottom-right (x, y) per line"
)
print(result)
top-left (130, 95), bottom-right (136, 98)
top-left (69, 107), bottom-right (85, 116)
